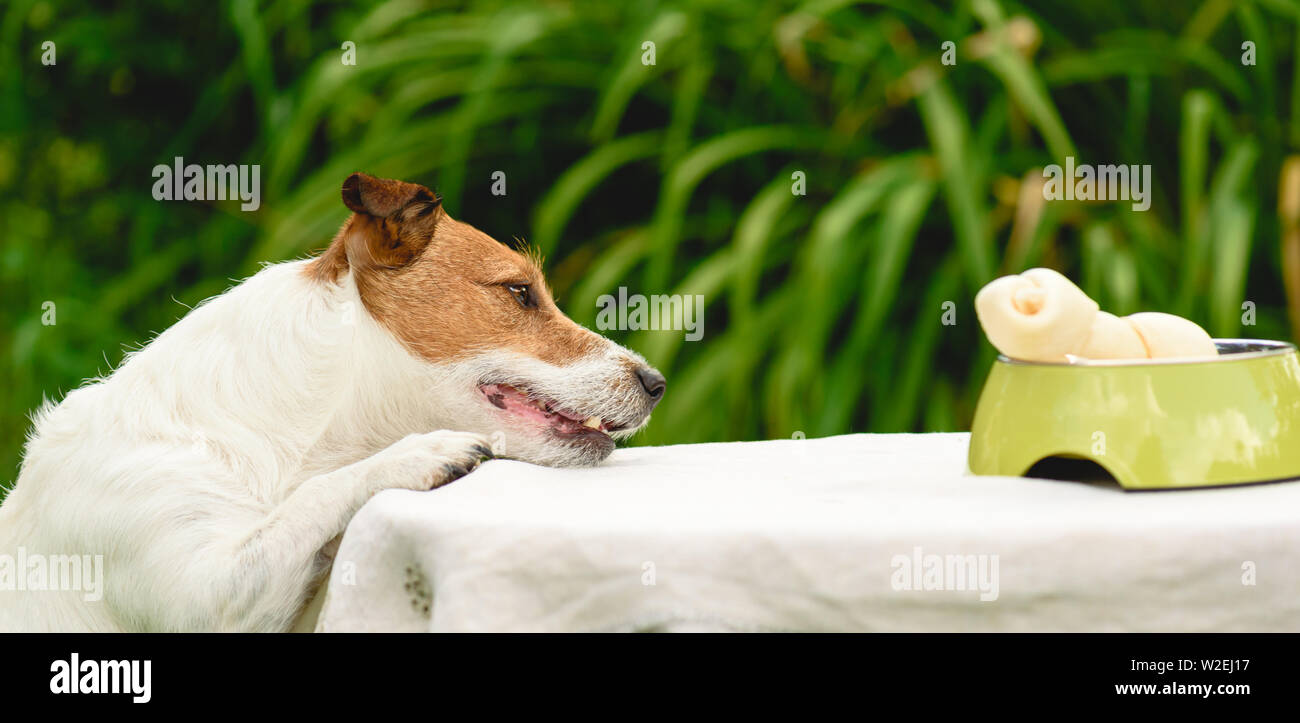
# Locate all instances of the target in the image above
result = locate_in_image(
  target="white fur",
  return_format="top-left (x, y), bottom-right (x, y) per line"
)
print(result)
top-left (0, 259), bottom-right (650, 631)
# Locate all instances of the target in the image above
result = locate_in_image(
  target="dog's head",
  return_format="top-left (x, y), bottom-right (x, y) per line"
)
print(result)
top-left (309, 172), bottom-right (665, 467)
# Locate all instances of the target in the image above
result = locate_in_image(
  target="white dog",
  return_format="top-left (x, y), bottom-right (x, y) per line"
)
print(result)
top-left (0, 173), bottom-right (665, 632)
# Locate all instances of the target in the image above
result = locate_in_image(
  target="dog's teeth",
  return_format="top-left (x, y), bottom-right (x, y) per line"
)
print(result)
top-left (582, 416), bottom-right (601, 429)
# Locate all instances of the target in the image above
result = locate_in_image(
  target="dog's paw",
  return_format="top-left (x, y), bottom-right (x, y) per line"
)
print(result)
top-left (368, 430), bottom-right (494, 493)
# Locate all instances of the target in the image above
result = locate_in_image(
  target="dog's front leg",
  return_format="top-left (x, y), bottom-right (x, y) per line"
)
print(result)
top-left (217, 430), bottom-right (492, 631)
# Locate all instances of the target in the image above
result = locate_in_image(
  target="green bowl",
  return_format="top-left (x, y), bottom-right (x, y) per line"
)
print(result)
top-left (968, 339), bottom-right (1300, 489)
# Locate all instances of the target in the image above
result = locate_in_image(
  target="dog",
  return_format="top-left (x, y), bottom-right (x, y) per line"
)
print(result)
top-left (0, 172), bottom-right (665, 632)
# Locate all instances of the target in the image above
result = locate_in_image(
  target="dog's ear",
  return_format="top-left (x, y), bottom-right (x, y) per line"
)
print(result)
top-left (336, 172), bottom-right (443, 271)
top-left (341, 172), bottom-right (438, 218)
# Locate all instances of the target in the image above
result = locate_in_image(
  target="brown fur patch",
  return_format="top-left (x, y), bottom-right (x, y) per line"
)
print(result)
top-left (305, 173), bottom-right (605, 366)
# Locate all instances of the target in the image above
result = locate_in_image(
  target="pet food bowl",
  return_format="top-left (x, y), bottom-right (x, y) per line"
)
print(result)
top-left (968, 339), bottom-right (1300, 489)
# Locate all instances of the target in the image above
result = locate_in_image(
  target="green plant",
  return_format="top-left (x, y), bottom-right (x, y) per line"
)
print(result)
top-left (3, 0), bottom-right (1298, 498)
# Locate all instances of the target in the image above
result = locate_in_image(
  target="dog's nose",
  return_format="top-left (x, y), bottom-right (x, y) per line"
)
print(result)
top-left (635, 366), bottom-right (666, 401)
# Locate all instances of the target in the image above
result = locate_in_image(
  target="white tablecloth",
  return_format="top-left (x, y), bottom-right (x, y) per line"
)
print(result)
top-left (311, 433), bottom-right (1300, 632)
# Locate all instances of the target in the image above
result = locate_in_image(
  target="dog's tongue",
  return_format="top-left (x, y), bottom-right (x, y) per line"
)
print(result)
top-left (480, 383), bottom-right (605, 433)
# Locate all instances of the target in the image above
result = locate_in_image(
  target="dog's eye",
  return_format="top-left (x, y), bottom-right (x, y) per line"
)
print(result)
top-left (506, 284), bottom-right (535, 309)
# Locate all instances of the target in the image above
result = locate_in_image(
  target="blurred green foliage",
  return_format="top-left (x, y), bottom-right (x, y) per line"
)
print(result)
top-left (3, 0), bottom-right (1299, 495)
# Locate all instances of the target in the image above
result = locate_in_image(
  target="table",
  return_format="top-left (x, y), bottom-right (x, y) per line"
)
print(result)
top-left (310, 433), bottom-right (1300, 632)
